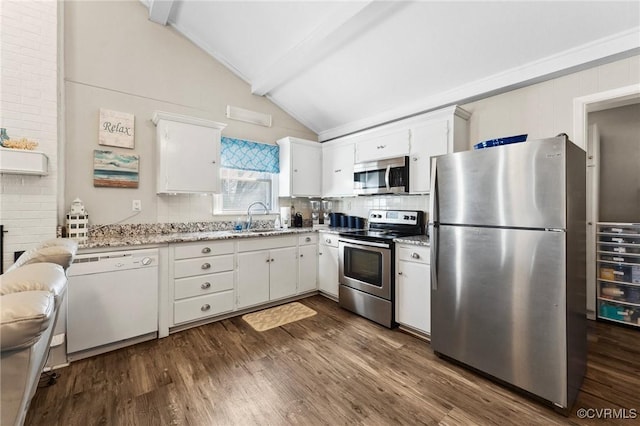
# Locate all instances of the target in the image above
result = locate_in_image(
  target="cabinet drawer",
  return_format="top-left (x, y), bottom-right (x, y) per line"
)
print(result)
top-left (174, 241), bottom-right (234, 260)
top-left (237, 236), bottom-right (297, 252)
top-left (397, 245), bottom-right (430, 264)
top-left (174, 291), bottom-right (234, 324)
top-left (174, 254), bottom-right (234, 278)
top-left (174, 271), bottom-right (234, 300)
top-left (299, 234), bottom-right (318, 245)
top-left (319, 233), bottom-right (339, 248)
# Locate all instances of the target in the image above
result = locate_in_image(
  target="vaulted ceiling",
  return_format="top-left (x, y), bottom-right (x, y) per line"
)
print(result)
top-left (142, 1), bottom-right (640, 141)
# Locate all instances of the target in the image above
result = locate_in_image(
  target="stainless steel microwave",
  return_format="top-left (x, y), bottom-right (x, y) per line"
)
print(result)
top-left (353, 156), bottom-right (409, 195)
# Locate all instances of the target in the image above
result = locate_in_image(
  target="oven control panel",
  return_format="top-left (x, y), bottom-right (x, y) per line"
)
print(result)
top-left (369, 209), bottom-right (421, 226)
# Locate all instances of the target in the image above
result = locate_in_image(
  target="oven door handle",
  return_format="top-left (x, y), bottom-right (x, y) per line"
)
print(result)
top-left (339, 238), bottom-right (390, 249)
top-left (384, 164), bottom-right (391, 191)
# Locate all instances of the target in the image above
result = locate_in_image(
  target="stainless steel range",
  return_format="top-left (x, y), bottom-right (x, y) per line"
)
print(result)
top-left (339, 209), bottom-right (424, 328)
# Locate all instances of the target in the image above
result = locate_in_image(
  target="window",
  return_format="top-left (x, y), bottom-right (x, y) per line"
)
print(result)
top-left (214, 168), bottom-right (277, 214)
top-left (214, 137), bottom-right (280, 215)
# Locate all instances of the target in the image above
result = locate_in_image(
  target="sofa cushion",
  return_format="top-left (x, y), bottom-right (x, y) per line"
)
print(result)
top-left (8, 238), bottom-right (78, 273)
top-left (0, 291), bottom-right (54, 351)
top-left (0, 263), bottom-right (67, 308)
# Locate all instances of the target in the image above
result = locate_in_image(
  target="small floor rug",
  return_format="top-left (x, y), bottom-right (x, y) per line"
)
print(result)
top-left (242, 302), bottom-right (317, 332)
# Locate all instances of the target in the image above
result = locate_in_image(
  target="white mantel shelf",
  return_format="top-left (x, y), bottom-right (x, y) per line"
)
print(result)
top-left (0, 147), bottom-right (49, 175)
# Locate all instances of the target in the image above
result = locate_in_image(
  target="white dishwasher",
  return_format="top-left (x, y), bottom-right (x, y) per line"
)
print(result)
top-left (67, 248), bottom-right (159, 360)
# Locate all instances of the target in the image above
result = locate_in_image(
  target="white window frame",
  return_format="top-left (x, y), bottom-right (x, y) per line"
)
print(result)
top-left (212, 168), bottom-right (279, 215)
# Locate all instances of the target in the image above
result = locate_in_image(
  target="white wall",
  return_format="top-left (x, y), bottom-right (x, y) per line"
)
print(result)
top-left (64, 1), bottom-right (317, 225)
top-left (462, 55), bottom-right (640, 146)
top-left (0, 0), bottom-right (58, 272)
top-left (589, 103), bottom-right (640, 222)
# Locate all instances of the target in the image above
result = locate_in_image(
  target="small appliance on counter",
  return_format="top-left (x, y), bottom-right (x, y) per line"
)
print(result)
top-left (279, 206), bottom-right (291, 228)
top-left (347, 216), bottom-right (365, 229)
top-left (293, 212), bottom-right (303, 227)
top-left (329, 212), bottom-right (344, 227)
top-left (322, 200), bottom-right (332, 225)
top-left (310, 201), bottom-right (321, 226)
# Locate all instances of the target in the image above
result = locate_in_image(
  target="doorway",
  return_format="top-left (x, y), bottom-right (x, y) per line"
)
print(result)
top-left (574, 84), bottom-right (640, 319)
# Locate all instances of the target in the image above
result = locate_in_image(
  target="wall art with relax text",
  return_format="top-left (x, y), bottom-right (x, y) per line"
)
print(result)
top-left (99, 108), bottom-right (135, 149)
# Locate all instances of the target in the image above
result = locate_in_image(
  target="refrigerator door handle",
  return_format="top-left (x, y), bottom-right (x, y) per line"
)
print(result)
top-left (431, 224), bottom-right (439, 290)
top-left (428, 157), bottom-right (438, 223)
top-left (384, 165), bottom-right (391, 191)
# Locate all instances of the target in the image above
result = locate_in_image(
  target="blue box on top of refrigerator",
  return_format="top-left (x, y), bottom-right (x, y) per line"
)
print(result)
top-left (429, 134), bottom-right (586, 413)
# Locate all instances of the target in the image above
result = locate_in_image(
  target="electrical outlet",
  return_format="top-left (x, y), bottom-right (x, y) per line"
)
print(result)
top-left (132, 200), bottom-right (142, 212)
top-left (346, 201), bottom-right (352, 211)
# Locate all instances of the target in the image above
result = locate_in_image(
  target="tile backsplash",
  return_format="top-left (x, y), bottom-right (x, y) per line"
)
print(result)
top-left (331, 195), bottom-right (430, 220)
top-left (155, 193), bottom-right (429, 225)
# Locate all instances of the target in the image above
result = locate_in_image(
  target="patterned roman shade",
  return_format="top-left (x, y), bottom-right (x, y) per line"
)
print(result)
top-left (220, 137), bottom-right (279, 173)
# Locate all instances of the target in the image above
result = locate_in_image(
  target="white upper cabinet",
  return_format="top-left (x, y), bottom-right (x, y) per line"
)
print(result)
top-left (322, 142), bottom-right (354, 197)
top-left (409, 120), bottom-right (448, 194)
top-left (324, 106), bottom-right (469, 195)
top-left (354, 129), bottom-right (410, 163)
top-left (153, 112), bottom-right (226, 194)
top-left (408, 106), bottom-right (470, 194)
top-left (278, 137), bottom-right (322, 197)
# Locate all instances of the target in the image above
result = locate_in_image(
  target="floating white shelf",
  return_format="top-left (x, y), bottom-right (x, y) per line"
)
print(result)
top-left (0, 147), bottom-right (48, 175)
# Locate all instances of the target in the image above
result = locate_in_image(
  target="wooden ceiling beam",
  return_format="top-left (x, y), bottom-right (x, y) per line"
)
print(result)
top-left (148, 0), bottom-right (175, 25)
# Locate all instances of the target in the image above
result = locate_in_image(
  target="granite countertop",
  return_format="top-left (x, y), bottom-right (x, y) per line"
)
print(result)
top-left (78, 227), bottom-right (318, 249)
top-left (78, 224), bottom-right (429, 249)
top-left (392, 235), bottom-right (430, 246)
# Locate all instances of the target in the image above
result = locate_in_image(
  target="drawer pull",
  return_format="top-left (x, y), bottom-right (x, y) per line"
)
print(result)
top-left (266, 259), bottom-right (270, 263)
top-left (201, 304), bottom-right (211, 311)
top-left (300, 254), bottom-right (304, 258)
top-left (201, 263), bottom-right (211, 270)
top-left (201, 247), bottom-right (211, 254)
top-left (398, 271), bottom-right (403, 275)
top-left (305, 237), bottom-right (311, 242)
top-left (411, 252), bottom-right (420, 259)
top-left (326, 239), bottom-right (331, 244)
top-left (201, 282), bottom-right (211, 289)
top-left (271, 258), bottom-right (275, 262)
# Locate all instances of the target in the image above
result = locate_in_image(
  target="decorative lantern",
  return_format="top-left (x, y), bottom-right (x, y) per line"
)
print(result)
top-left (66, 198), bottom-right (89, 241)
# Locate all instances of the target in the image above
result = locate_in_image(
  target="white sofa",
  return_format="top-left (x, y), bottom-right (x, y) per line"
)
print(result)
top-left (0, 239), bottom-right (77, 426)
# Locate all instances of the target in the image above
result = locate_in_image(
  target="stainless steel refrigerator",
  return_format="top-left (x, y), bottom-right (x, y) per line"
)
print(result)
top-left (429, 135), bottom-right (586, 412)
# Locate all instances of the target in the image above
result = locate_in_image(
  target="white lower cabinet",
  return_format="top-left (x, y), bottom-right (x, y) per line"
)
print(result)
top-left (395, 244), bottom-right (431, 334)
top-left (318, 232), bottom-right (339, 298)
top-left (237, 251), bottom-right (270, 309)
top-left (298, 234), bottom-right (318, 293)
top-left (269, 246), bottom-right (298, 300)
top-left (169, 234), bottom-right (318, 328)
top-left (170, 241), bottom-right (235, 326)
top-left (237, 236), bottom-right (299, 309)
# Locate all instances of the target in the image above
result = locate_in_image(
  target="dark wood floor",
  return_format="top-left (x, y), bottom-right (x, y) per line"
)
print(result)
top-left (26, 296), bottom-right (639, 425)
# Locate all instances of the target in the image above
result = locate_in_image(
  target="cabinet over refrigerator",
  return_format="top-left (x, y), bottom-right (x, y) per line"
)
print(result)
top-left (429, 135), bottom-right (586, 412)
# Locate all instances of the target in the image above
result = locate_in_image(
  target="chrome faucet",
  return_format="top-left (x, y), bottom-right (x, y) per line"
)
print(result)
top-left (246, 201), bottom-right (269, 231)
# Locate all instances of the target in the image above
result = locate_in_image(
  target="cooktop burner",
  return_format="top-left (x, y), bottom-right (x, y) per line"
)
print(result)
top-left (338, 209), bottom-right (425, 243)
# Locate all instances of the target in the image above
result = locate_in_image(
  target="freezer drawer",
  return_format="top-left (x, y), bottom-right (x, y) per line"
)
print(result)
top-left (431, 225), bottom-right (568, 406)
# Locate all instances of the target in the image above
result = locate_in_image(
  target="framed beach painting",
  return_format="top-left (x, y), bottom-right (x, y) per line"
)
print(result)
top-left (93, 150), bottom-right (139, 188)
